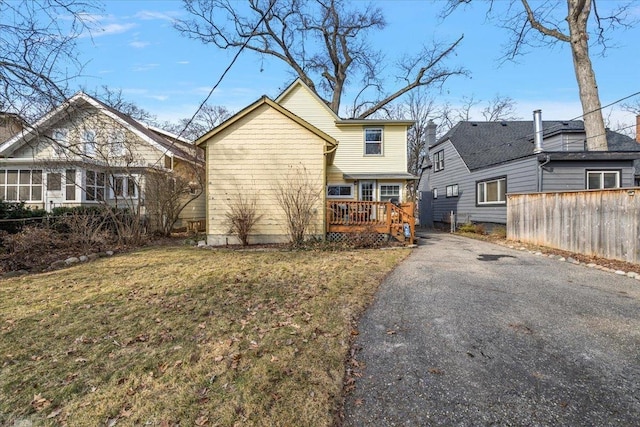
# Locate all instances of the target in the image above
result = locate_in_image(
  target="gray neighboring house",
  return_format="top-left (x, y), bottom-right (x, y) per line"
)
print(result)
top-left (419, 112), bottom-right (640, 227)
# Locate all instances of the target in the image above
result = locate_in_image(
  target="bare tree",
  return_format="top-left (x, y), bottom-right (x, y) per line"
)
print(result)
top-left (444, 0), bottom-right (636, 150)
top-left (384, 89), bottom-right (436, 200)
top-left (91, 86), bottom-right (158, 124)
top-left (176, 0), bottom-right (466, 118)
top-left (481, 94), bottom-right (520, 122)
top-left (0, 0), bottom-right (98, 119)
top-left (160, 104), bottom-right (232, 140)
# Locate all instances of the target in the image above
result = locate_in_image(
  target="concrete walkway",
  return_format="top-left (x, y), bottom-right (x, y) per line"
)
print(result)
top-left (342, 231), bottom-right (640, 426)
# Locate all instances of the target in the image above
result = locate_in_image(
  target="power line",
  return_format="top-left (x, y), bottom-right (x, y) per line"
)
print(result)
top-left (149, 0), bottom-right (276, 168)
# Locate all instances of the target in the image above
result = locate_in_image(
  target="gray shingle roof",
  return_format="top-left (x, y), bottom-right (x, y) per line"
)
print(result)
top-left (433, 121), bottom-right (640, 171)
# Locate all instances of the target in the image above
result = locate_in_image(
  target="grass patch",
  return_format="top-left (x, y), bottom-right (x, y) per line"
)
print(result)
top-left (0, 246), bottom-right (409, 426)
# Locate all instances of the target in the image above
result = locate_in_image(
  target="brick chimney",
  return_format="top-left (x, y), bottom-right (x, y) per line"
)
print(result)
top-left (636, 115), bottom-right (640, 143)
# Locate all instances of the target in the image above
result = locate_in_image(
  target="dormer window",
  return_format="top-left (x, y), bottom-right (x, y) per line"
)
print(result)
top-left (364, 128), bottom-right (383, 155)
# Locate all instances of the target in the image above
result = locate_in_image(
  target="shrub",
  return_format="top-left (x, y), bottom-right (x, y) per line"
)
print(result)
top-left (1, 226), bottom-right (66, 271)
top-left (0, 201), bottom-right (47, 234)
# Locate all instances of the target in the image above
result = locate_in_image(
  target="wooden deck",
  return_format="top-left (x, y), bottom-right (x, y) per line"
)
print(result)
top-left (326, 201), bottom-right (415, 244)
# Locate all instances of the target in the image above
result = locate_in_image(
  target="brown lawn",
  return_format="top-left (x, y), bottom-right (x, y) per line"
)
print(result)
top-left (0, 245), bottom-right (409, 426)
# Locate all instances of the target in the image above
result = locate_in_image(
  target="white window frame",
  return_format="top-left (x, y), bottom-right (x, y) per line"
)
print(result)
top-left (477, 176), bottom-right (506, 205)
top-left (85, 170), bottom-right (105, 202)
top-left (433, 150), bottom-right (444, 172)
top-left (326, 184), bottom-right (354, 199)
top-left (83, 130), bottom-right (97, 157)
top-left (446, 184), bottom-right (459, 198)
top-left (52, 128), bottom-right (68, 157)
top-left (109, 130), bottom-right (126, 157)
top-left (109, 174), bottom-right (138, 199)
top-left (65, 169), bottom-right (76, 201)
top-left (364, 128), bottom-right (383, 156)
top-left (0, 169), bottom-right (43, 202)
top-left (379, 183), bottom-right (401, 202)
top-left (586, 170), bottom-right (620, 190)
top-left (433, 188), bottom-right (438, 199)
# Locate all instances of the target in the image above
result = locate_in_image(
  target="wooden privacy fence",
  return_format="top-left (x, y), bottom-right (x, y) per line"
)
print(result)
top-left (507, 188), bottom-right (640, 264)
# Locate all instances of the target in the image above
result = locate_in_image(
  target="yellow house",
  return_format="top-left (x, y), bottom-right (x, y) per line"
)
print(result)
top-left (196, 79), bottom-right (417, 245)
top-left (0, 92), bottom-right (205, 232)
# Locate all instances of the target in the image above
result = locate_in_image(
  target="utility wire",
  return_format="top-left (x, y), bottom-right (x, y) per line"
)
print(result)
top-left (149, 0), bottom-right (276, 168)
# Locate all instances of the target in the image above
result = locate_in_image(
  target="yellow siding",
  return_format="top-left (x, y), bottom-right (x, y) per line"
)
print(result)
top-left (203, 103), bottom-right (326, 245)
top-left (278, 84), bottom-right (409, 175)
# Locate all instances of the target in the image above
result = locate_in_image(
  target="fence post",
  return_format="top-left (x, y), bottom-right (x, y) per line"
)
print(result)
top-left (450, 210), bottom-right (455, 233)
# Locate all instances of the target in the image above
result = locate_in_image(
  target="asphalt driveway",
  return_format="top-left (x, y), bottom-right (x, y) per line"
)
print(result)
top-left (342, 231), bottom-right (640, 426)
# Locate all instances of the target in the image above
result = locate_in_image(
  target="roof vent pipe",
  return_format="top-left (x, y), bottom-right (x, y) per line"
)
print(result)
top-left (533, 109), bottom-right (543, 154)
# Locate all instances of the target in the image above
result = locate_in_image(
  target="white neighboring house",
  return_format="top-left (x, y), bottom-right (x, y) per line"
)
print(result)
top-left (0, 92), bottom-right (205, 230)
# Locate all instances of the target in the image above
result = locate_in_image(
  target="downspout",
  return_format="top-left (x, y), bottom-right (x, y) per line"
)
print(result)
top-left (323, 143), bottom-right (338, 241)
top-left (538, 155), bottom-right (551, 192)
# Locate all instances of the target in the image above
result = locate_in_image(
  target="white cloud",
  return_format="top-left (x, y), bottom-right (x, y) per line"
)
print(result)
top-left (147, 95), bottom-right (169, 102)
top-left (129, 41), bottom-right (150, 49)
top-left (177, 61), bottom-right (190, 65)
top-left (132, 63), bottom-right (160, 72)
top-left (134, 10), bottom-right (181, 21)
top-left (95, 22), bottom-right (137, 37)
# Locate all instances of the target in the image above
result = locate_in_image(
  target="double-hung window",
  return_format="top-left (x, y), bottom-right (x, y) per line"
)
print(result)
top-left (65, 169), bottom-right (76, 201)
top-left (586, 170), bottom-right (620, 189)
top-left (477, 176), bottom-right (506, 205)
top-left (446, 184), bottom-right (459, 197)
top-left (109, 131), bottom-right (126, 157)
top-left (364, 128), bottom-right (383, 155)
top-left (433, 150), bottom-right (444, 172)
top-left (52, 128), bottom-right (68, 157)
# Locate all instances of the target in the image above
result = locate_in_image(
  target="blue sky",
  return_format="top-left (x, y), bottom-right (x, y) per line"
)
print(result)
top-left (74, 0), bottom-right (640, 132)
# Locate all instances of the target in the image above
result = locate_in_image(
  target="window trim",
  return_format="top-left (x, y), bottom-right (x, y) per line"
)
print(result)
top-left (476, 176), bottom-right (507, 206)
top-left (109, 174), bottom-right (138, 199)
top-left (585, 169), bottom-right (621, 190)
top-left (379, 183), bottom-right (402, 202)
top-left (433, 150), bottom-right (444, 172)
top-left (85, 170), bottom-right (105, 202)
top-left (446, 184), bottom-right (459, 198)
top-left (0, 169), bottom-right (43, 202)
top-left (326, 184), bottom-right (354, 199)
top-left (364, 127), bottom-right (383, 156)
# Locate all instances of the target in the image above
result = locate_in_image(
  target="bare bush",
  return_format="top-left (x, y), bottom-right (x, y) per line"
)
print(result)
top-left (226, 194), bottom-right (261, 246)
top-left (275, 165), bottom-right (322, 246)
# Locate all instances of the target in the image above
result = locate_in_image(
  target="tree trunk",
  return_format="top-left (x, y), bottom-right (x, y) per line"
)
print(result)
top-left (567, 0), bottom-right (608, 150)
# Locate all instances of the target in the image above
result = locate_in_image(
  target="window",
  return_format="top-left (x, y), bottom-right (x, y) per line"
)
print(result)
top-left (327, 184), bottom-right (353, 198)
top-left (433, 150), bottom-right (444, 172)
top-left (364, 128), bottom-right (383, 155)
top-left (380, 184), bottom-right (401, 202)
top-left (109, 131), bottom-right (126, 157)
top-left (85, 170), bottom-right (105, 201)
top-left (83, 130), bottom-right (96, 157)
top-left (47, 172), bottom-right (62, 191)
top-left (477, 176), bottom-right (506, 205)
top-left (110, 175), bottom-right (138, 199)
top-left (65, 169), bottom-right (76, 201)
top-left (52, 129), bottom-right (68, 156)
top-left (433, 188), bottom-right (438, 199)
top-left (446, 184), bottom-right (459, 198)
top-left (586, 170), bottom-right (620, 190)
top-left (0, 169), bottom-right (42, 201)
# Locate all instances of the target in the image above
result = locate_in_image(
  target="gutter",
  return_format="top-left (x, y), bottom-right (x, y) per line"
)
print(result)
top-left (538, 154), bottom-right (551, 192)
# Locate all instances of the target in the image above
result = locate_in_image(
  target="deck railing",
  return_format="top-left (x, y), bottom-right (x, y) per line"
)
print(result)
top-left (326, 200), bottom-right (415, 243)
